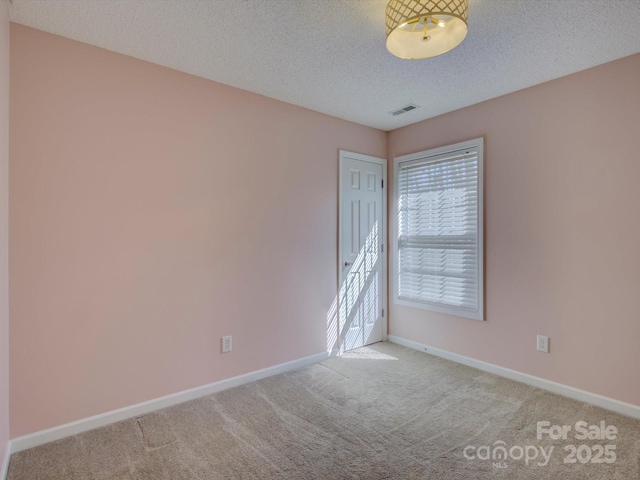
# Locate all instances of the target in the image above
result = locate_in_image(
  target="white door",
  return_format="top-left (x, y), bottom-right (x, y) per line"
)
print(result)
top-left (338, 151), bottom-right (386, 352)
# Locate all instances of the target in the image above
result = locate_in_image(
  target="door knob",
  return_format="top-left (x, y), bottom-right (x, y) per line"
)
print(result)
top-left (344, 261), bottom-right (353, 267)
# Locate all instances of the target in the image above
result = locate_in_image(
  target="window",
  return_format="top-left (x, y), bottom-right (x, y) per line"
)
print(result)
top-left (393, 138), bottom-right (484, 320)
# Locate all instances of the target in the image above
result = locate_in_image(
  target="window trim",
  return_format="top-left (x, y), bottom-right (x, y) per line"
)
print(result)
top-left (392, 138), bottom-right (484, 321)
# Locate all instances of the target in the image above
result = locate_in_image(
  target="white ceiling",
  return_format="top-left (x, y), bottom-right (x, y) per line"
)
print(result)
top-left (8, 0), bottom-right (640, 131)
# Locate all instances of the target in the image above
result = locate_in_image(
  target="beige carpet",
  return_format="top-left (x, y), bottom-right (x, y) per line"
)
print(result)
top-left (8, 342), bottom-right (640, 479)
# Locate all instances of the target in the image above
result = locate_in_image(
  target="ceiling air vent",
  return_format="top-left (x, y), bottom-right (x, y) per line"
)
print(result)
top-left (390, 104), bottom-right (420, 116)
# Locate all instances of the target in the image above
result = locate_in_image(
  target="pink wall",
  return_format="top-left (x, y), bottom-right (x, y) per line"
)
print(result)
top-left (9, 24), bottom-right (386, 437)
top-left (0, 0), bottom-right (9, 465)
top-left (388, 53), bottom-right (640, 407)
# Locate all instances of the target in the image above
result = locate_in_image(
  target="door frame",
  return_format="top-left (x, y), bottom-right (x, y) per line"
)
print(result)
top-left (338, 150), bottom-right (388, 351)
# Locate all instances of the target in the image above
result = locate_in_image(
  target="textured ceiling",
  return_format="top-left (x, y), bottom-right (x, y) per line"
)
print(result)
top-left (8, 0), bottom-right (640, 131)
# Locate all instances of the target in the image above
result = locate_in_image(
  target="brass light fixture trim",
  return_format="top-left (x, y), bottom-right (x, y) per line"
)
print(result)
top-left (385, 0), bottom-right (469, 60)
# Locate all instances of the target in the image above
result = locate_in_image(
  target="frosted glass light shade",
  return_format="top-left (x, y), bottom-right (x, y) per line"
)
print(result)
top-left (385, 0), bottom-right (468, 60)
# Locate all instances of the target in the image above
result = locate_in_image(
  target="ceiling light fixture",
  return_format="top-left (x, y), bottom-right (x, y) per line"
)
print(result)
top-left (385, 0), bottom-right (468, 60)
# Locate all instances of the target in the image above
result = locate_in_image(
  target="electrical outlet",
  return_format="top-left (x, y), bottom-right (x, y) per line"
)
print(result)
top-left (537, 335), bottom-right (549, 353)
top-left (221, 336), bottom-right (232, 353)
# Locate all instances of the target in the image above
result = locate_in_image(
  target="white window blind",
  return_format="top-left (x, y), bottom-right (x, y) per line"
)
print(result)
top-left (395, 139), bottom-right (483, 320)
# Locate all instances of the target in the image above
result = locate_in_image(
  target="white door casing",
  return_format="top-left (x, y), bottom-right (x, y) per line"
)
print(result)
top-left (338, 151), bottom-right (387, 352)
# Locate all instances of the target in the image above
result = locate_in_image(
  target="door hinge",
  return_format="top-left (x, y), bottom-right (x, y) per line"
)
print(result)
top-left (381, 243), bottom-right (384, 253)
top-left (382, 308), bottom-right (385, 317)
top-left (381, 179), bottom-right (384, 188)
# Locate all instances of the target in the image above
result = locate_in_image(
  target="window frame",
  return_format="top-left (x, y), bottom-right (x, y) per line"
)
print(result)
top-left (392, 138), bottom-right (484, 321)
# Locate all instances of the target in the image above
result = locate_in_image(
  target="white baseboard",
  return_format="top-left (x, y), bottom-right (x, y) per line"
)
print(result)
top-left (1, 441), bottom-right (10, 480)
top-left (388, 335), bottom-right (640, 420)
top-left (9, 348), bottom-right (339, 456)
